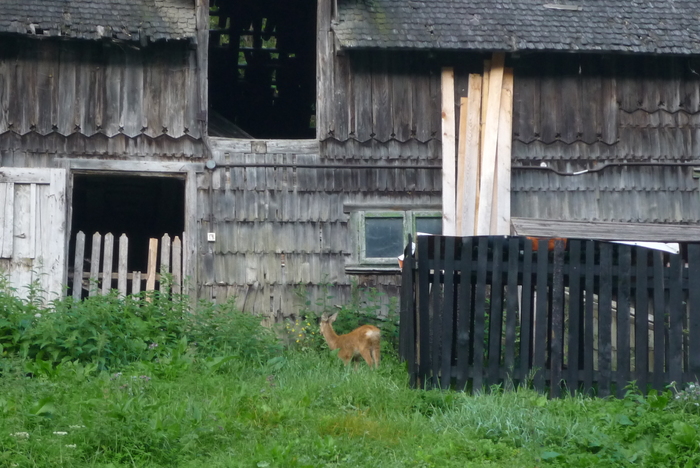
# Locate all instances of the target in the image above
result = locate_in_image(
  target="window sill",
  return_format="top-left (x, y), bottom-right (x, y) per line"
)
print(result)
top-left (345, 264), bottom-right (402, 275)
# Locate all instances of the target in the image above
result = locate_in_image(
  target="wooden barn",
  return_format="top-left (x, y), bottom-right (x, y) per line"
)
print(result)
top-left (2, 0), bottom-right (700, 320)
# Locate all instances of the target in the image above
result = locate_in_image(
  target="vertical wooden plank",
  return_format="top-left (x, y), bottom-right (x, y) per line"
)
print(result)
top-left (146, 238), bottom-right (158, 292)
top-left (504, 237), bottom-right (520, 382)
top-left (101, 233), bottom-right (114, 295)
top-left (417, 235), bottom-right (432, 388)
top-left (476, 53), bottom-right (505, 235)
top-left (441, 68), bottom-right (457, 236)
top-left (456, 97), bottom-right (469, 234)
top-left (519, 237), bottom-right (535, 384)
top-left (353, 54), bottom-right (373, 142)
top-left (117, 234), bottom-right (128, 297)
top-left (598, 242), bottom-right (613, 398)
top-left (601, 56), bottom-right (619, 145)
top-left (441, 237), bottom-right (456, 389)
top-left (634, 247), bottom-right (650, 393)
top-left (668, 253), bottom-right (683, 386)
top-left (652, 251), bottom-right (666, 391)
top-left (28, 183), bottom-right (36, 259)
top-left (185, 170), bottom-right (198, 300)
top-left (487, 237), bottom-right (505, 388)
top-left (533, 240), bottom-right (549, 393)
top-left (132, 271), bottom-right (142, 295)
top-left (159, 234), bottom-right (172, 292)
top-left (46, 169), bottom-right (67, 301)
top-left (392, 52), bottom-right (413, 142)
top-left (616, 245), bottom-right (632, 398)
top-left (458, 75), bottom-right (482, 236)
top-left (172, 236), bottom-right (182, 295)
top-left (567, 240), bottom-right (582, 394)
top-left (0, 183), bottom-right (14, 258)
top-left (583, 240), bottom-right (596, 394)
top-left (688, 244), bottom-right (700, 380)
top-left (371, 52), bottom-right (392, 142)
top-left (400, 235), bottom-right (416, 385)
top-left (72, 231), bottom-right (86, 301)
top-left (430, 237), bottom-right (443, 388)
top-left (492, 68), bottom-right (513, 235)
top-left (550, 239), bottom-right (565, 398)
top-left (472, 236), bottom-right (490, 392)
top-left (89, 232), bottom-right (101, 297)
top-left (456, 237), bottom-right (473, 390)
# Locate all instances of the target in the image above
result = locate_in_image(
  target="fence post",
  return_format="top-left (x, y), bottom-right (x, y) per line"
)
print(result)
top-left (89, 232), bottom-right (102, 296)
top-left (117, 234), bottom-right (128, 297)
top-left (101, 233), bottom-right (114, 295)
top-left (146, 238), bottom-right (158, 293)
top-left (160, 234), bottom-right (171, 292)
top-left (72, 231), bottom-right (85, 301)
top-left (172, 236), bottom-right (182, 295)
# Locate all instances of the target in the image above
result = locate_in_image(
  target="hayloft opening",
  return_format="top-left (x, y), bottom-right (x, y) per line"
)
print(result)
top-left (208, 0), bottom-right (317, 139)
top-left (68, 174), bottom-right (185, 297)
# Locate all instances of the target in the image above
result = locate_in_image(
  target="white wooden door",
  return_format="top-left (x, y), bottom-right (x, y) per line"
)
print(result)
top-left (0, 168), bottom-right (67, 302)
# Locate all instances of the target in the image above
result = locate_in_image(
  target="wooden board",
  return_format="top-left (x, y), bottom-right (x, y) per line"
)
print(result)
top-left (491, 68), bottom-right (513, 235)
top-left (441, 67), bottom-right (457, 236)
top-left (457, 75), bottom-right (482, 236)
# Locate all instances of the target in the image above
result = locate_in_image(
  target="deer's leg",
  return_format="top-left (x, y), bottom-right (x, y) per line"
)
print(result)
top-left (372, 345), bottom-right (381, 368)
top-left (359, 347), bottom-right (374, 367)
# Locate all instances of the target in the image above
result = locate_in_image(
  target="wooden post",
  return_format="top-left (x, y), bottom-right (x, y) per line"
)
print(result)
top-left (72, 231), bottom-right (85, 301)
top-left (441, 67), bottom-right (457, 236)
top-left (458, 75), bottom-right (483, 236)
top-left (172, 236), bottom-right (182, 295)
top-left (89, 232), bottom-right (101, 296)
top-left (132, 271), bottom-right (142, 295)
top-left (491, 68), bottom-right (514, 235)
top-left (159, 234), bottom-right (171, 292)
top-left (476, 52), bottom-right (505, 235)
top-left (146, 238), bottom-right (158, 292)
top-left (117, 234), bottom-right (128, 297)
top-left (101, 233), bottom-right (114, 295)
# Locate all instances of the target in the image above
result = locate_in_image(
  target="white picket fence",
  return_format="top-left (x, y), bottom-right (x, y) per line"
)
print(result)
top-left (70, 231), bottom-right (185, 300)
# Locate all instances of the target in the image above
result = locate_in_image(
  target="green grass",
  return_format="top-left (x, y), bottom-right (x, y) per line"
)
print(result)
top-left (2, 285), bottom-right (700, 467)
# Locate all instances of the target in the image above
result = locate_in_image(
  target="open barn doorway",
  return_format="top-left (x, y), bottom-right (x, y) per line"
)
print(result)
top-left (208, 0), bottom-right (317, 139)
top-left (68, 173), bottom-right (185, 298)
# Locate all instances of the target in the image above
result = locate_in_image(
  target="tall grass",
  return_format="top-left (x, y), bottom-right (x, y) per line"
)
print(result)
top-left (2, 284), bottom-right (700, 467)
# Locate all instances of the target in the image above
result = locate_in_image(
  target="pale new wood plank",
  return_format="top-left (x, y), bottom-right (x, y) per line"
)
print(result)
top-left (476, 53), bottom-right (505, 235)
top-left (101, 233), bottom-right (114, 295)
top-left (491, 68), bottom-right (514, 235)
top-left (159, 234), bottom-right (171, 292)
top-left (172, 236), bottom-right (182, 295)
top-left (132, 271), bottom-right (142, 295)
top-left (441, 67), bottom-right (457, 236)
top-left (72, 231), bottom-right (85, 301)
top-left (89, 232), bottom-right (102, 296)
top-left (29, 183), bottom-right (36, 259)
top-left (45, 169), bottom-right (67, 301)
top-left (0, 183), bottom-right (14, 258)
top-left (456, 97), bottom-right (469, 234)
top-left (459, 75), bottom-right (483, 236)
top-left (146, 238), bottom-right (158, 292)
top-left (117, 234), bottom-right (128, 297)
top-left (184, 169), bottom-right (197, 299)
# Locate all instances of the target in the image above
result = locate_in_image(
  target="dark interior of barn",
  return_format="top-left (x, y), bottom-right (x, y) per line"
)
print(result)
top-left (69, 174), bottom-right (185, 296)
top-left (208, 0), bottom-right (317, 140)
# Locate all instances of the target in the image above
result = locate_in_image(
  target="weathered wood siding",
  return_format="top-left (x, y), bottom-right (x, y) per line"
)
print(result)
top-left (200, 138), bottom-right (441, 319)
top-left (510, 53), bottom-right (700, 225)
top-left (0, 36), bottom-right (202, 141)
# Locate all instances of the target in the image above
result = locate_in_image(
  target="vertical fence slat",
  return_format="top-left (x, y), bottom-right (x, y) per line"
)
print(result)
top-left (172, 236), bottom-right (182, 295)
top-left (652, 251), bottom-right (666, 391)
top-left (583, 240), bottom-right (596, 394)
top-left (72, 231), bottom-right (85, 301)
top-left (519, 238), bottom-right (535, 386)
top-left (533, 240), bottom-right (548, 393)
top-left (668, 253), bottom-right (683, 385)
top-left (417, 235), bottom-right (431, 388)
top-left (441, 237), bottom-right (456, 389)
top-left (146, 238), bottom-right (159, 292)
top-left (487, 237), bottom-right (505, 388)
top-left (634, 247), bottom-right (650, 393)
top-left (688, 244), bottom-right (700, 379)
top-left (159, 234), bottom-right (171, 292)
top-left (132, 271), bottom-right (142, 295)
top-left (567, 240), bottom-right (582, 394)
top-left (117, 234), bottom-right (128, 297)
top-left (616, 244), bottom-right (632, 398)
top-left (549, 239), bottom-right (565, 398)
top-left (598, 242), bottom-right (613, 398)
top-left (430, 237), bottom-right (443, 388)
top-left (456, 237), bottom-right (473, 391)
top-left (472, 236), bottom-right (490, 391)
top-left (504, 237), bottom-right (520, 384)
top-left (89, 232), bottom-right (101, 297)
top-left (101, 233), bottom-right (114, 295)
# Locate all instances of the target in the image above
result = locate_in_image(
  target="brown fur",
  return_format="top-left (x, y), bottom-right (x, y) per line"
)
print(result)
top-left (319, 312), bottom-right (381, 368)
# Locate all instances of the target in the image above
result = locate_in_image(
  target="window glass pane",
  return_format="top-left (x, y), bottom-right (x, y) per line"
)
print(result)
top-left (365, 217), bottom-right (404, 258)
top-left (416, 217), bottom-right (442, 235)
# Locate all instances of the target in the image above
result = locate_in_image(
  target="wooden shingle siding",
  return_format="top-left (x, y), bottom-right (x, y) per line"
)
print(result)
top-left (0, 37), bottom-right (201, 141)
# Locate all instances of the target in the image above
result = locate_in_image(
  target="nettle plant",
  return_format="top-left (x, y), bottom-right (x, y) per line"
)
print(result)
top-left (669, 381), bottom-right (700, 414)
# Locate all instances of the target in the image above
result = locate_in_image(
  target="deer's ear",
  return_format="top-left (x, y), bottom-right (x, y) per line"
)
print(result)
top-left (321, 313), bottom-right (328, 321)
top-left (329, 312), bottom-right (339, 322)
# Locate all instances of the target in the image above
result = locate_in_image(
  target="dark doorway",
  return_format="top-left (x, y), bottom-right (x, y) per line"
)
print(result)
top-left (208, 0), bottom-right (317, 139)
top-left (69, 173), bottom-right (185, 296)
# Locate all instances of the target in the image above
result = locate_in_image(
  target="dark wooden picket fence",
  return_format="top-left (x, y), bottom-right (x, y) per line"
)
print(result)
top-left (399, 235), bottom-right (700, 398)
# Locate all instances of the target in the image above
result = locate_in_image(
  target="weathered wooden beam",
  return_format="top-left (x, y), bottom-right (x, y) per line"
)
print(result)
top-left (491, 68), bottom-right (513, 235)
top-left (441, 67), bottom-right (457, 236)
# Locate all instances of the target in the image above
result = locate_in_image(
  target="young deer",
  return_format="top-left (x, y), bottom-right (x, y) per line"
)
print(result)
top-left (319, 312), bottom-right (381, 368)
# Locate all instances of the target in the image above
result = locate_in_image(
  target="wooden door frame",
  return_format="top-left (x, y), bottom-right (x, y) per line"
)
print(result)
top-left (60, 159), bottom-right (204, 300)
